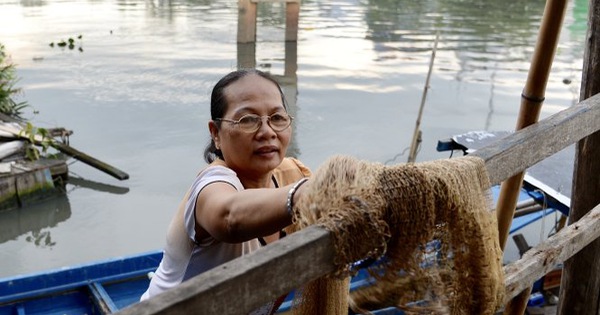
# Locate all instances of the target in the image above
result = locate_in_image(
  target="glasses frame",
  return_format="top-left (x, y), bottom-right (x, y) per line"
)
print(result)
top-left (215, 113), bottom-right (294, 133)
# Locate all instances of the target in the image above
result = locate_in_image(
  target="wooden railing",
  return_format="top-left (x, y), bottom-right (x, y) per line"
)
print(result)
top-left (116, 92), bottom-right (600, 315)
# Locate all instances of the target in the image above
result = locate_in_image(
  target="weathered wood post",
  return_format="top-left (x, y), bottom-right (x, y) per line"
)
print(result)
top-left (237, 0), bottom-right (258, 43)
top-left (281, 40), bottom-right (300, 157)
top-left (285, 0), bottom-right (300, 42)
top-left (237, 42), bottom-right (256, 69)
top-left (557, 0), bottom-right (600, 313)
top-left (238, 0), bottom-right (300, 43)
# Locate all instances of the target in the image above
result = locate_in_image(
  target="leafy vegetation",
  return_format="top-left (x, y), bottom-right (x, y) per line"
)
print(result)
top-left (0, 44), bottom-right (51, 161)
top-left (0, 43), bottom-right (29, 120)
top-left (20, 122), bottom-right (52, 161)
top-left (49, 35), bottom-right (83, 52)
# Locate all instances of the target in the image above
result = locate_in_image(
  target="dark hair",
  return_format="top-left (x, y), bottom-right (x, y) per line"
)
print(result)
top-left (203, 69), bottom-right (288, 163)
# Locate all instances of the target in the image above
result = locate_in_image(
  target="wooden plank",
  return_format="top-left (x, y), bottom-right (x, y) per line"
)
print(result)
top-left (470, 92), bottom-right (600, 185)
top-left (504, 203), bottom-right (600, 302)
top-left (0, 124), bottom-right (129, 180)
top-left (88, 282), bottom-right (118, 314)
top-left (118, 198), bottom-right (600, 314)
top-left (116, 97), bottom-right (600, 315)
top-left (52, 142), bottom-right (129, 180)
top-left (116, 226), bottom-right (333, 315)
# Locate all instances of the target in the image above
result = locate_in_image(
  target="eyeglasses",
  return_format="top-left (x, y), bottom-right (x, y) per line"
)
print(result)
top-left (215, 113), bottom-right (293, 133)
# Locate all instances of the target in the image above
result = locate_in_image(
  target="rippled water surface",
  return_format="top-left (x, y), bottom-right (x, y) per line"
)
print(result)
top-left (0, 0), bottom-right (588, 277)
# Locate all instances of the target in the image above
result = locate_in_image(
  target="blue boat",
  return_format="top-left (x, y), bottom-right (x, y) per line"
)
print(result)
top-left (0, 249), bottom-right (398, 314)
top-left (0, 250), bottom-right (162, 315)
top-left (0, 131), bottom-right (570, 314)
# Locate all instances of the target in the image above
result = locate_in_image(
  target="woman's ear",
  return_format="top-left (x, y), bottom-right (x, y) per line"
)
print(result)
top-left (208, 120), bottom-right (220, 148)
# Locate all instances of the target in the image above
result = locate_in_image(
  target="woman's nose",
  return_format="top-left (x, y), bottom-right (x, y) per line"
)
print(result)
top-left (256, 116), bottom-right (277, 136)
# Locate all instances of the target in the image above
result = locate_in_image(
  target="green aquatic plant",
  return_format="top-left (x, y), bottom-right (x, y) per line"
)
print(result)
top-left (49, 34), bottom-right (83, 51)
top-left (20, 122), bottom-right (52, 161)
top-left (0, 43), bottom-right (30, 119)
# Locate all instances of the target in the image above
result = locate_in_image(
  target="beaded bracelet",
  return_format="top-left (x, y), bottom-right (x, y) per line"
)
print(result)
top-left (286, 178), bottom-right (309, 218)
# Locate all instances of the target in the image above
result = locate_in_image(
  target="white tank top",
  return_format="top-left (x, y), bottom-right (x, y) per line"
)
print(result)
top-left (141, 166), bottom-right (260, 300)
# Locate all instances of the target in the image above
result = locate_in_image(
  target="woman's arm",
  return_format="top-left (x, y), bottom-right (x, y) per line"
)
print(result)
top-left (194, 181), bottom-right (308, 243)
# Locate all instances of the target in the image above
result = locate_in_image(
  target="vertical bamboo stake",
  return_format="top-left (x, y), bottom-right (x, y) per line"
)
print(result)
top-left (497, 0), bottom-right (568, 314)
top-left (557, 0), bottom-right (600, 313)
top-left (407, 32), bottom-right (439, 163)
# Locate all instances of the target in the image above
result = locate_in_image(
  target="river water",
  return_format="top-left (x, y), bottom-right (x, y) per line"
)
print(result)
top-left (0, 0), bottom-right (588, 278)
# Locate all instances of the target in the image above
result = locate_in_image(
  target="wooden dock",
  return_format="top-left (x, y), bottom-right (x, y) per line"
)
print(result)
top-left (0, 155), bottom-right (68, 211)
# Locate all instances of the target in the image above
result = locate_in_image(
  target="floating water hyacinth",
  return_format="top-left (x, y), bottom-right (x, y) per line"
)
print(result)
top-left (49, 35), bottom-right (83, 51)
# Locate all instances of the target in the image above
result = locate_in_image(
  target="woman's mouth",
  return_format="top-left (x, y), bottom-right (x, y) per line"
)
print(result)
top-left (255, 145), bottom-right (279, 156)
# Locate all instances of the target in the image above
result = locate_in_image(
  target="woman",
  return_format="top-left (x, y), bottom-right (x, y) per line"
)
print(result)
top-left (141, 69), bottom-right (311, 314)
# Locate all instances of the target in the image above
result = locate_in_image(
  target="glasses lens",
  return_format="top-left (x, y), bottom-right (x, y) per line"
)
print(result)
top-left (269, 113), bottom-right (291, 131)
top-left (238, 115), bottom-right (261, 132)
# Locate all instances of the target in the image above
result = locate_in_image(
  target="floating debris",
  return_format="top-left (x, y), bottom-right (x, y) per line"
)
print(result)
top-left (49, 35), bottom-right (84, 52)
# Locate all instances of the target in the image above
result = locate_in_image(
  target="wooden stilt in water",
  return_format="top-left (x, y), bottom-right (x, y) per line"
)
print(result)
top-left (285, 1), bottom-right (300, 42)
top-left (238, 0), bottom-right (300, 43)
top-left (558, 0), bottom-right (600, 313)
top-left (237, 0), bottom-right (257, 43)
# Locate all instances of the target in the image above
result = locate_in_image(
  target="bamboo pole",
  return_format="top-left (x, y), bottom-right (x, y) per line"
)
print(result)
top-left (407, 32), bottom-right (439, 163)
top-left (497, 0), bottom-right (568, 250)
top-left (557, 0), bottom-right (600, 312)
top-left (497, 0), bottom-right (568, 314)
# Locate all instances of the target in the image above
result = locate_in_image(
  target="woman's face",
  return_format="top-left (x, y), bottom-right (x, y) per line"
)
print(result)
top-left (211, 74), bottom-right (291, 178)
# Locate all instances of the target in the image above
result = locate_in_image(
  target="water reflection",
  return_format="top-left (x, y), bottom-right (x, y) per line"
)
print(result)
top-left (0, 195), bottom-right (71, 246)
top-left (68, 176), bottom-right (130, 195)
top-left (20, 0), bottom-right (45, 7)
top-left (0, 0), bottom-right (586, 277)
top-left (363, 0), bottom-right (547, 79)
top-left (237, 40), bottom-right (301, 158)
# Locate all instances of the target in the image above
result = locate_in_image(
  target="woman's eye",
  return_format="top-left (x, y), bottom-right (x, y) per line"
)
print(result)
top-left (271, 114), bottom-right (287, 122)
top-left (239, 116), bottom-right (259, 125)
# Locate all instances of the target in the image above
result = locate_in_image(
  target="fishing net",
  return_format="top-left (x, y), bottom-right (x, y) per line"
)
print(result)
top-left (289, 155), bottom-right (504, 315)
